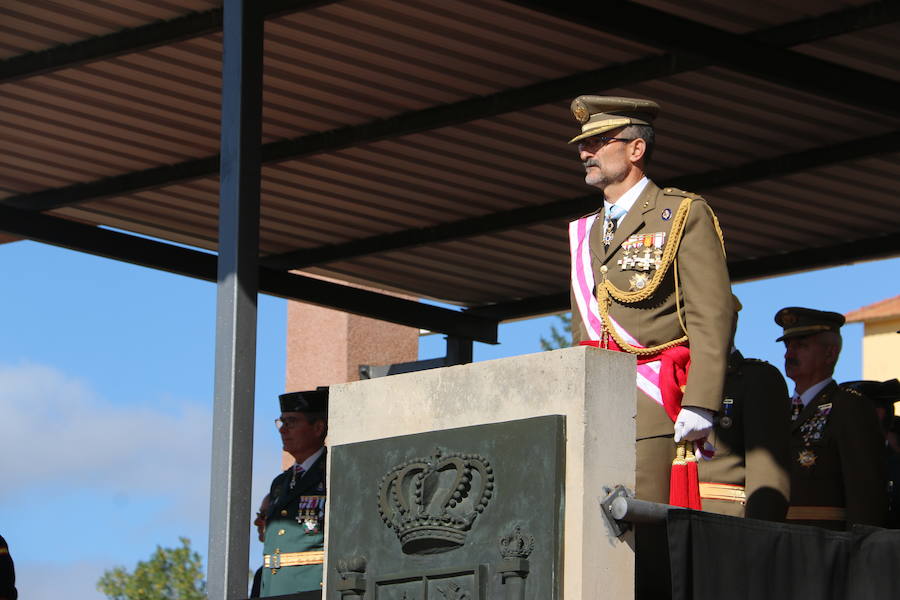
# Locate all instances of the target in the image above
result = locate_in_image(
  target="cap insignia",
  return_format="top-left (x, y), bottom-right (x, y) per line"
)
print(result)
top-left (572, 101), bottom-right (589, 124)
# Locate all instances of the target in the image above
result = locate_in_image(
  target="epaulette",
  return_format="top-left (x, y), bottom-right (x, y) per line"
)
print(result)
top-left (662, 187), bottom-right (702, 200)
top-left (841, 386), bottom-right (866, 399)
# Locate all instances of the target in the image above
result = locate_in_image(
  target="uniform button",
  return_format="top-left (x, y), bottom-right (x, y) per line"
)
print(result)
top-left (280, 510), bottom-right (288, 516)
top-left (278, 529), bottom-right (285, 536)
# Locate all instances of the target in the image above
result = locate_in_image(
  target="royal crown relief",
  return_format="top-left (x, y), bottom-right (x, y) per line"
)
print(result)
top-left (377, 448), bottom-right (494, 555)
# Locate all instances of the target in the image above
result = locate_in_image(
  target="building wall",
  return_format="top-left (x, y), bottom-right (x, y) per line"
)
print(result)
top-left (862, 317), bottom-right (900, 382)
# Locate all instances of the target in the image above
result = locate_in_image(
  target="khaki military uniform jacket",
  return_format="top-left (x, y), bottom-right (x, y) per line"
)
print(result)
top-left (787, 381), bottom-right (887, 529)
top-left (571, 181), bottom-right (732, 439)
top-left (699, 350), bottom-right (791, 520)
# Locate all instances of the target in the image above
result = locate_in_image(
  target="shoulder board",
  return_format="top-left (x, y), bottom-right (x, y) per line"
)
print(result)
top-left (661, 187), bottom-right (702, 200)
top-left (841, 386), bottom-right (866, 399)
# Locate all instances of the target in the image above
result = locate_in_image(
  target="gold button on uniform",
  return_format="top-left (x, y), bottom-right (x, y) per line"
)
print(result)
top-left (278, 529), bottom-right (285, 535)
top-left (280, 509), bottom-right (288, 516)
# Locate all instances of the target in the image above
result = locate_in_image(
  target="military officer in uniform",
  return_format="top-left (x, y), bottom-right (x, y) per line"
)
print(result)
top-left (261, 387), bottom-right (328, 597)
top-left (698, 296), bottom-right (790, 520)
top-left (567, 96), bottom-right (732, 599)
top-left (775, 307), bottom-right (886, 529)
top-left (567, 96), bottom-right (732, 503)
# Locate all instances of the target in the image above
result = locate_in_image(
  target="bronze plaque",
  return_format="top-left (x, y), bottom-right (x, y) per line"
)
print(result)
top-left (327, 415), bottom-right (565, 599)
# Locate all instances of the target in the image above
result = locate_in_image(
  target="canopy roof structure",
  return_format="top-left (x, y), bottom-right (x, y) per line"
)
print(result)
top-left (3, 0), bottom-right (899, 340)
top-left (3, 2), bottom-right (900, 598)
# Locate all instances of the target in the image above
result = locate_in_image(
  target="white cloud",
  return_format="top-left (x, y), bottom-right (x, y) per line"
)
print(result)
top-left (0, 362), bottom-right (213, 503)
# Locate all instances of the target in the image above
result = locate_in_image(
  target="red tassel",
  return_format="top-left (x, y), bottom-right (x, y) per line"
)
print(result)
top-left (686, 445), bottom-right (702, 510)
top-left (668, 442), bottom-right (690, 508)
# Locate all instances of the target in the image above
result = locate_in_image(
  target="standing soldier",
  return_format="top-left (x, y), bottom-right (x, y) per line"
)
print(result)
top-left (262, 387), bottom-right (328, 597)
top-left (566, 96), bottom-right (732, 599)
top-left (775, 307), bottom-right (886, 529)
top-left (699, 297), bottom-right (791, 520)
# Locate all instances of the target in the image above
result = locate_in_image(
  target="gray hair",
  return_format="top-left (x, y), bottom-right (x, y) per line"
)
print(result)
top-left (816, 330), bottom-right (843, 373)
top-left (621, 124), bottom-right (655, 164)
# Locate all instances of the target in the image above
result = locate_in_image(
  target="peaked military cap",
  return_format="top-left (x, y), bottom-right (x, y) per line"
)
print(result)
top-left (279, 386), bottom-right (328, 413)
top-left (774, 307), bottom-right (845, 342)
top-left (568, 96), bottom-right (660, 144)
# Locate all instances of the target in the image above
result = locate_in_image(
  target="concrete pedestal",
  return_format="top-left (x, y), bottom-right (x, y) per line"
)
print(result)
top-left (327, 346), bottom-right (636, 599)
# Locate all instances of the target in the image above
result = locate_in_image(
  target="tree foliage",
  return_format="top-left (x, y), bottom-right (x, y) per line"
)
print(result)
top-left (97, 537), bottom-right (206, 600)
top-left (540, 312), bottom-right (573, 350)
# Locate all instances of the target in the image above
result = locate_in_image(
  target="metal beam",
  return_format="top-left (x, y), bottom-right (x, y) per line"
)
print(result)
top-left (506, 0), bottom-right (900, 117)
top-left (3, 2), bottom-right (896, 213)
top-left (259, 130), bottom-right (900, 268)
top-left (0, 205), bottom-right (498, 343)
top-left (208, 0), bottom-right (264, 597)
top-left (0, 0), bottom-right (341, 83)
top-left (465, 232), bottom-right (900, 321)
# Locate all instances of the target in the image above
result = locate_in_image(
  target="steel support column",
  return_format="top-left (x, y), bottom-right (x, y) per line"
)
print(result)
top-left (207, 0), bottom-right (263, 598)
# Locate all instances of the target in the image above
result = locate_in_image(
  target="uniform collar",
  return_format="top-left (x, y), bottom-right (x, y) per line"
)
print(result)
top-left (604, 176), bottom-right (648, 216)
top-left (795, 377), bottom-right (834, 408)
top-left (293, 446), bottom-right (325, 473)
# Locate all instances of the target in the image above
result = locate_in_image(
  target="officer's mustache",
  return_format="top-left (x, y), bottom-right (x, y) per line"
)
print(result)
top-left (583, 159), bottom-right (600, 170)
top-left (785, 358), bottom-right (799, 367)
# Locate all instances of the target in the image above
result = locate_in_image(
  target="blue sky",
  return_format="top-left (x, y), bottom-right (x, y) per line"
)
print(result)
top-left (1, 239), bottom-right (897, 599)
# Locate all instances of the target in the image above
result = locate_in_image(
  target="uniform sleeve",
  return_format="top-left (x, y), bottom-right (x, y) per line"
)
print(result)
top-left (839, 394), bottom-right (888, 526)
top-left (742, 364), bottom-right (791, 521)
top-left (676, 200), bottom-right (732, 413)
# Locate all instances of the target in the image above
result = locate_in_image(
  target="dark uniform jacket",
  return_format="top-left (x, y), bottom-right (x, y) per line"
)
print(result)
top-left (788, 381), bottom-right (887, 529)
top-left (571, 180), bottom-right (732, 439)
top-left (699, 350), bottom-right (790, 520)
top-left (261, 450), bottom-right (326, 597)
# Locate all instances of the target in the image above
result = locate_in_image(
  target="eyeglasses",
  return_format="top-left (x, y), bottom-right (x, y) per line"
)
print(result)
top-left (577, 136), bottom-right (634, 152)
top-left (275, 416), bottom-right (305, 429)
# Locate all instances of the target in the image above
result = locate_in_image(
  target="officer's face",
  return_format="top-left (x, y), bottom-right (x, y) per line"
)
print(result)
top-left (783, 334), bottom-right (836, 383)
top-left (578, 128), bottom-right (632, 189)
top-left (278, 411), bottom-right (325, 460)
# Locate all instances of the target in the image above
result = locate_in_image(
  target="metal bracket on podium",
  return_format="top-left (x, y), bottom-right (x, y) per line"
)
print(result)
top-left (600, 484), bottom-right (684, 538)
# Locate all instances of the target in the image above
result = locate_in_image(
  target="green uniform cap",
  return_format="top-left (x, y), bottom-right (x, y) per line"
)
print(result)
top-left (279, 386), bottom-right (328, 413)
top-left (774, 307), bottom-right (845, 342)
top-left (568, 95), bottom-right (660, 144)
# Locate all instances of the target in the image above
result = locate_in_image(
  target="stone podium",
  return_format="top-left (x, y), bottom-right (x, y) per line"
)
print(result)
top-left (325, 346), bottom-right (636, 599)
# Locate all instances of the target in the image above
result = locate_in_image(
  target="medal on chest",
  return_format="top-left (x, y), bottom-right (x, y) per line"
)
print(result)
top-left (797, 402), bottom-right (832, 467)
top-left (617, 232), bottom-right (665, 280)
top-left (718, 398), bottom-right (734, 429)
top-left (297, 495), bottom-right (324, 534)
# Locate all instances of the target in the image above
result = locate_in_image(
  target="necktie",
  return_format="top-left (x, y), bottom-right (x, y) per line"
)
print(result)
top-left (791, 395), bottom-right (803, 421)
top-left (290, 464), bottom-right (304, 489)
top-left (603, 204), bottom-right (625, 249)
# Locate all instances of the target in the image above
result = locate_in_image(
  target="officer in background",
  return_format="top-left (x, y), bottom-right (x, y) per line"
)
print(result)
top-left (775, 307), bottom-right (886, 529)
top-left (261, 387), bottom-right (328, 597)
top-left (841, 379), bottom-right (900, 527)
top-left (699, 296), bottom-right (790, 520)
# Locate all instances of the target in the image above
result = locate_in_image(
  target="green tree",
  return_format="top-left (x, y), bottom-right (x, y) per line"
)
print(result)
top-left (540, 312), bottom-right (573, 350)
top-left (97, 537), bottom-right (206, 600)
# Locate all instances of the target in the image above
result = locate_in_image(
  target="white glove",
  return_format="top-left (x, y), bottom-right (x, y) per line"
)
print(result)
top-left (673, 406), bottom-right (715, 442)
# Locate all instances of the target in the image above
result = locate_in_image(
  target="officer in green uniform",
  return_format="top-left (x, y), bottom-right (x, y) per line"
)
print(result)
top-left (775, 307), bottom-right (887, 529)
top-left (699, 296), bottom-right (791, 520)
top-left (261, 387), bottom-right (328, 597)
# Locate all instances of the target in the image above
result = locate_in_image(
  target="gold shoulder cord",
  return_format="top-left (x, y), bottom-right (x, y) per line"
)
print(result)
top-left (596, 197), bottom-right (724, 356)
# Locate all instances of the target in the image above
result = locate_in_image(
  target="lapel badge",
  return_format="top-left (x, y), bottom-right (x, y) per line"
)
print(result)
top-left (817, 403), bottom-right (832, 415)
top-left (719, 398), bottom-right (734, 429)
top-left (797, 449), bottom-right (817, 468)
top-left (661, 208), bottom-right (672, 221)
